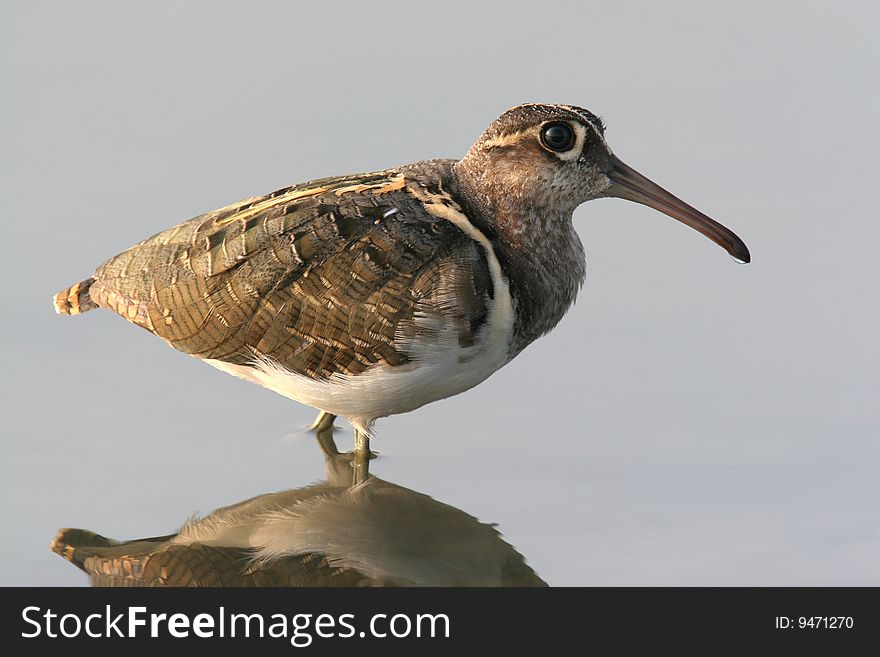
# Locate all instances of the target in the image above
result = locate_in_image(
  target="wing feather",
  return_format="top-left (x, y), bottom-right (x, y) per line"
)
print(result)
top-left (90, 165), bottom-right (493, 379)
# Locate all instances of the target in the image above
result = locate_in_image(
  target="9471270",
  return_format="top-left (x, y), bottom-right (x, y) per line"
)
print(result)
top-left (775, 617), bottom-right (854, 629)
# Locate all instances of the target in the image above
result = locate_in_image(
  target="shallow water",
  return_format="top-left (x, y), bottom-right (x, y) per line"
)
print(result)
top-left (52, 426), bottom-right (547, 587)
top-left (3, 2), bottom-right (878, 586)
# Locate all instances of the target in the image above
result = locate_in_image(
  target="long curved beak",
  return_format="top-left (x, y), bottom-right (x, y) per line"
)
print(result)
top-left (606, 156), bottom-right (750, 263)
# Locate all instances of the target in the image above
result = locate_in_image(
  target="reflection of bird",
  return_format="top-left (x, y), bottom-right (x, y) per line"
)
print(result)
top-left (51, 431), bottom-right (546, 587)
top-left (53, 104), bottom-right (749, 459)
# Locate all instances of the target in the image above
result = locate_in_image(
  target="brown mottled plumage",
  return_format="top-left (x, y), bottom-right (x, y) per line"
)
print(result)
top-left (54, 103), bottom-right (749, 451)
top-left (68, 162), bottom-right (492, 380)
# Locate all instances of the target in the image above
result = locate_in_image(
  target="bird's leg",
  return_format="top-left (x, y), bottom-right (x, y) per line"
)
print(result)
top-left (352, 429), bottom-right (371, 485)
top-left (309, 411), bottom-right (336, 432)
top-left (312, 414), bottom-right (375, 485)
top-left (310, 412), bottom-right (339, 457)
top-left (315, 425), bottom-right (357, 486)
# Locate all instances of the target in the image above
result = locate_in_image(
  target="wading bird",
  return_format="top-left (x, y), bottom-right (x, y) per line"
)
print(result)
top-left (54, 104), bottom-right (749, 475)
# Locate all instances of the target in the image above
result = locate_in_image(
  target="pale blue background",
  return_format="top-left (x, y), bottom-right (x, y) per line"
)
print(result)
top-left (2, 0), bottom-right (878, 585)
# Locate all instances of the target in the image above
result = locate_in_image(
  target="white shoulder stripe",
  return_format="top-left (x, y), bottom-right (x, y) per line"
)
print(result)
top-left (406, 182), bottom-right (510, 304)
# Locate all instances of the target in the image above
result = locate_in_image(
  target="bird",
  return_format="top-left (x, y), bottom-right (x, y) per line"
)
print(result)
top-left (53, 103), bottom-right (750, 469)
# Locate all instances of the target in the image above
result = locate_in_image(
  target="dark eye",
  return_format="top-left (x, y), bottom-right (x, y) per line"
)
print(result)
top-left (540, 122), bottom-right (575, 152)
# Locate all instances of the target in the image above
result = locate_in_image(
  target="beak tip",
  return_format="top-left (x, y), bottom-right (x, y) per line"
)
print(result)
top-left (730, 241), bottom-right (751, 264)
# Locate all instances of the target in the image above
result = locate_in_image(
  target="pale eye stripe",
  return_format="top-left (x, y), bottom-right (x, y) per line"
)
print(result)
top-left (481, 122), bottom-right (588, 161)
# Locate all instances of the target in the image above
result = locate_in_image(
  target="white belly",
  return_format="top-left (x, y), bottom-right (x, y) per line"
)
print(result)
top-left (206, 346), bottom-right (503, 435)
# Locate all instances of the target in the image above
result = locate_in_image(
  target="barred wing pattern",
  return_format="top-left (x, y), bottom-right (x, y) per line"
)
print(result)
top-left (88, 161), bottom-right (493, 380)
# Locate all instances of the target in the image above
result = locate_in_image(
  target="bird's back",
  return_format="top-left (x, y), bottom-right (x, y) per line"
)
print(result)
top-left (56, 160), bottom-right (498, 386)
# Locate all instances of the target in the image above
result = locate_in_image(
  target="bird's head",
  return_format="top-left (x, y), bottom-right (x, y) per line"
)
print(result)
top-left (455, 103), bottom-right (750, 263)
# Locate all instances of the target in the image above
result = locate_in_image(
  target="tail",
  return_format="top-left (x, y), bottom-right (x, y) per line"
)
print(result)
top-left (50, 528), bottom-right (117, 571)
top-left (53, 277), bottom-right (99, 315)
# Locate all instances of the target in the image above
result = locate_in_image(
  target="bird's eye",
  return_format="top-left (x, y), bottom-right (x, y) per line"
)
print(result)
top-left (540, 122), bottom-right (576, 152)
